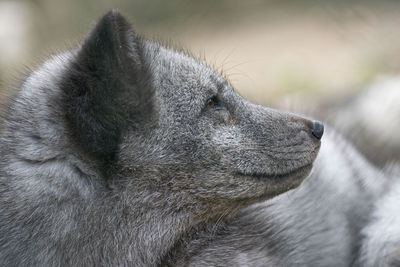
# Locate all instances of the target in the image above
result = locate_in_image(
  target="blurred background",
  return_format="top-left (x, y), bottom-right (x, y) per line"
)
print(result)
top-left (0, 0), bottom-right (399, 166)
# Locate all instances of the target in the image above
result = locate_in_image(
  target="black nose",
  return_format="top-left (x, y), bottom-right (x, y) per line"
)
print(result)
top-left (312, 121), bottom-right (324, 140)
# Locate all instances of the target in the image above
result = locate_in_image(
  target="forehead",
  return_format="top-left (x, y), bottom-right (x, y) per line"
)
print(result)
top-left (144, 41), bottom-right (227, 106)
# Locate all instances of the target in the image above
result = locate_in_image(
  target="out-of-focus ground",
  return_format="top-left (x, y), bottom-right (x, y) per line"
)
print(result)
top-left (1, 0), bottom-right (399, 165)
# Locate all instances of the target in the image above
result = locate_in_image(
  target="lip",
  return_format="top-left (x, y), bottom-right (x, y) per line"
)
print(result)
top-left (235, 163), bottom-right (313, 181)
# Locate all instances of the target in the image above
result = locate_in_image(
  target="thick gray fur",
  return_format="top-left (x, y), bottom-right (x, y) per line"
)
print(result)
top-left (164, 131), bottom-right (391, 266)
top-left (0, 11), bottom-right (321, 266)
top-left (0, 10), bottom-right (394, 267)
top-left (359, 164), bottom-right (400, 267)
top-left (326, 77), bottom-right (400, 167)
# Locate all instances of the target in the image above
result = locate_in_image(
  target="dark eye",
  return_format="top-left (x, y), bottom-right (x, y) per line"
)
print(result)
top-left (206, 96), bottom-right (219, 109)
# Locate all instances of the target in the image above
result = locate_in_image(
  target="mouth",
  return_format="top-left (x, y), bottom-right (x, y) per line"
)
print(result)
top-left (235, 163), bottom-right (313, 181)
top-left (232, 163), bottom-right (314, 205)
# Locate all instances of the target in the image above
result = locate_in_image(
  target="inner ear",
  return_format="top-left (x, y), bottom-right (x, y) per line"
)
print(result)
top-left (60, 10), bottom-right (153, 165)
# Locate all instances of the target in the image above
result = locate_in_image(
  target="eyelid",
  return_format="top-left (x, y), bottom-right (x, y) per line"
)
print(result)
top-left (205, 95), bottom-right (228, 112)
top-left (214, 105), bottom-right (226, 111)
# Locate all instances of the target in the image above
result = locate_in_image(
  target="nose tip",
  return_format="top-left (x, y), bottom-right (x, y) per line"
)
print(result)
top-left (311, 120), bottom-right (324, 140)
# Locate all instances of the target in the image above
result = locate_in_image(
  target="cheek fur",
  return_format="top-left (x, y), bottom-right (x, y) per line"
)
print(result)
top-left (209, 110), bottom-right (232, 126)
top-left (211, 127), bottom-right (244, 148)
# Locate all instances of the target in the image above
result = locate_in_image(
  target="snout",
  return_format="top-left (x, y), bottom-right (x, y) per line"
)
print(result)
top-left (311, 121), bottom-right (324, 140)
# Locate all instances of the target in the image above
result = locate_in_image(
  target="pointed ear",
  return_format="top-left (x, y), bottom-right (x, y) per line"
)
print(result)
top-left (77, 10), bottom-right (142, 77)
top-left (61, 10), bottom-right (152, 164)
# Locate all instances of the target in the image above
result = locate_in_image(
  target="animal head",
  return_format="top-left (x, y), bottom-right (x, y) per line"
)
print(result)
top-left (5, 11), bottom-right (322, 221)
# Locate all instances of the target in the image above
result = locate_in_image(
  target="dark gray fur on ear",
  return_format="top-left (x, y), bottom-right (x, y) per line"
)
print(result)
top-left (79, 10), bottom-right (141, 75)
top-left (60, 10), bottom-right (153, 165)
